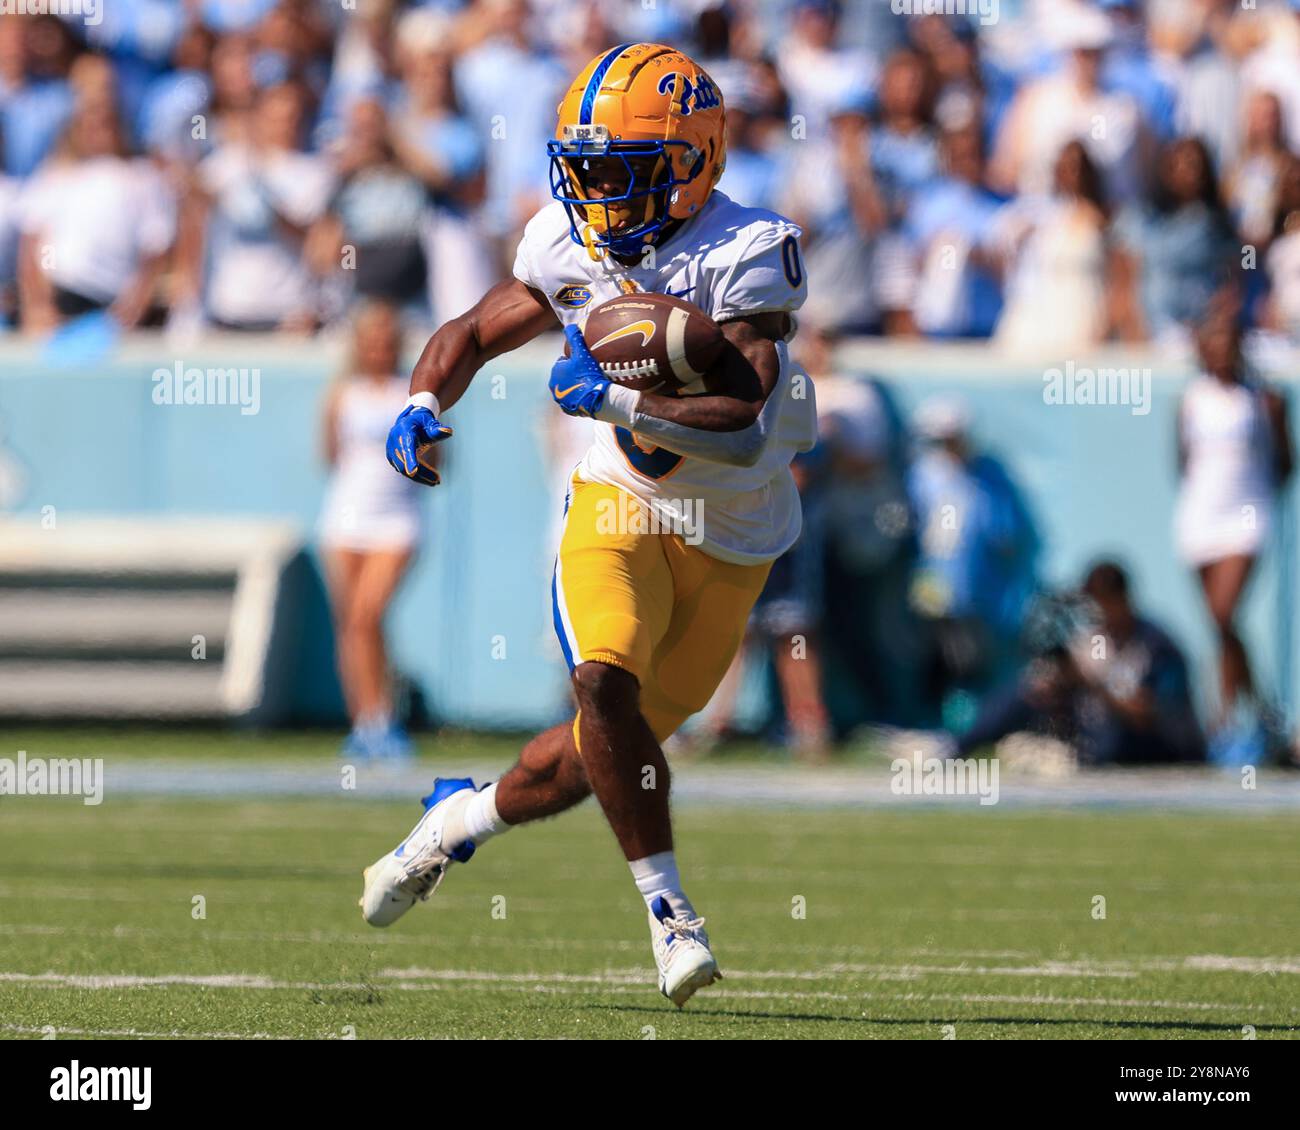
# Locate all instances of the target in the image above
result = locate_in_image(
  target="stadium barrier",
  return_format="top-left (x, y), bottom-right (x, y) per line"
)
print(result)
top-left (2, 333), bottom-right (1296, 731)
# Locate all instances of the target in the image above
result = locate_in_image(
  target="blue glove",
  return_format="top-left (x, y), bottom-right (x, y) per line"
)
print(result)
top-left (549, 324), bottom-right (610, 418)
top-left (386, 404), bottom-right (453, 486)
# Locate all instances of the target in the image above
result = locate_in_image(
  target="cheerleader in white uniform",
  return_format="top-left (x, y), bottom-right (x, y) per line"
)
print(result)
top-left (1174, 313), bottom-right (1293, 727)
top-left (319, 302), bottom-right (424, 758)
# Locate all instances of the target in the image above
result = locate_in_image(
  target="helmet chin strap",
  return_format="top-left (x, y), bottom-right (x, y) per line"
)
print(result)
top-left (580, 223), bottom-right (605, 262)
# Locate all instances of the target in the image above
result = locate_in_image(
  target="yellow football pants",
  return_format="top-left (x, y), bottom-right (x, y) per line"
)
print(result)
top-left (551, 474), bottom-right (771, 742)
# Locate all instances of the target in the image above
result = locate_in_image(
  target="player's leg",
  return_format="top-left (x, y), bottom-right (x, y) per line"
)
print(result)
top-left (572, 662), bottom-right (672, 855)
top-left (628, 539), bottom-right (771, 1005)
top-left (360, 474), bottom-right (660, 928)
top-left (494, 721), bottom-right (591, 822)
top-left (433, 720), bottom-right (593, 852)
top-left (358, 721), bottom-right (592, 927)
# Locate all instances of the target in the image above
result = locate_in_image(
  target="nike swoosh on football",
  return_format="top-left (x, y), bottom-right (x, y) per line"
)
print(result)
top-left (589, 320), bottom-right (657, 351)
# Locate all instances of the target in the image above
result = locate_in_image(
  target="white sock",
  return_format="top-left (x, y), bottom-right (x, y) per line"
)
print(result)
top-left (629, 851), bottom-right (695, 920)
top-left (462, 781), bottom-right (510, 845)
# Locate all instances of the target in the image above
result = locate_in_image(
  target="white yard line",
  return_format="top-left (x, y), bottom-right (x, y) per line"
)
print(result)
top-left (0, 969), bottom-right (1287, 1015)
top-left (3, 924), bottom-right (1299, 976)
top-left (0, 1022), bottom-right (292, 1040)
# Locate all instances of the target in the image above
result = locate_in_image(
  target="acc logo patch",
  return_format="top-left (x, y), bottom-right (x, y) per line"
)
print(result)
top-left (554, 284), bottom-right (593, 309)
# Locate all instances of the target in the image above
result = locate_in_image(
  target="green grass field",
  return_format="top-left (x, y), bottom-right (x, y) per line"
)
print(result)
top-left (1, 729), bottom-right (1298, 1040)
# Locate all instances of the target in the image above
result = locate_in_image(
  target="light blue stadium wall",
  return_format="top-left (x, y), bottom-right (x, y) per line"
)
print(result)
top-left (2, 336), bottom-right (1296, 729)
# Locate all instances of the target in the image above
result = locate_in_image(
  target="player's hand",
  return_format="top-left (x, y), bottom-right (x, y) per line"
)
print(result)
top-left (549, 324), bottom-right (610, 418)
top-left (386, 404), bottom-right (452, 486)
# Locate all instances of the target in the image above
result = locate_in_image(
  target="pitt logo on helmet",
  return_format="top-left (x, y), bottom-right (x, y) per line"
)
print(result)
top-left (547, 43), bottom-right (726, 260)
top-left (656, 72), bottom-right (721, 117)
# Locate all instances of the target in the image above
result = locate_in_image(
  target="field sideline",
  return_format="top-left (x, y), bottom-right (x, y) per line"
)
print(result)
top-left (1, 729), bottom-right (1298, 1040)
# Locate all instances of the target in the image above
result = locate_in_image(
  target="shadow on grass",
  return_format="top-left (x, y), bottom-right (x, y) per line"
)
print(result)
top-left (582, 1003), bottom-right (1298, 1036)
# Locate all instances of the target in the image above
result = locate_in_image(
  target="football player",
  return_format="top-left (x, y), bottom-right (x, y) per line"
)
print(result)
top-left (361, 42), bottom-right (815, 1007)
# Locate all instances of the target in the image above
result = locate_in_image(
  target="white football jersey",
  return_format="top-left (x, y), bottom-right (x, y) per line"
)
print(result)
top-left (512, 191), bottom-right (816, 564)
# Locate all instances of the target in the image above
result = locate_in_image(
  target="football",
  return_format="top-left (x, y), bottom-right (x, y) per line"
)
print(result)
top-left (580, 292), bottom-right (725, 393)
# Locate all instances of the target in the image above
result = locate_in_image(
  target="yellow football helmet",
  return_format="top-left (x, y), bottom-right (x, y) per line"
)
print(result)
top-left (547, 42), bottom-right (727, 258)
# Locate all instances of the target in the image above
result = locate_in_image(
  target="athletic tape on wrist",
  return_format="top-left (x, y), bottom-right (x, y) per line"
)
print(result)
top-left (407, 391), bottom-right (441, 416)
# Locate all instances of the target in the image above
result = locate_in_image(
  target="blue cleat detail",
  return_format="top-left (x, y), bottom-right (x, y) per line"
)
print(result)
top-left (417, 777), bottom-right (478, 863)
top-left (650, 895), bottom-right (675, 945)
top-left (420, 776), bottom-right (478, 810)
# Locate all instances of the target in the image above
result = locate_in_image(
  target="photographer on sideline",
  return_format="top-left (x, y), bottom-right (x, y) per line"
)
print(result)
top-left (953, 561), bottom-right (1204, 765)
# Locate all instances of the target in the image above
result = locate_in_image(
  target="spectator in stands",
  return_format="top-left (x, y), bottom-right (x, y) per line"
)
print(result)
top-left (184, 80), bottom-right (333, 331)
top-left (1099, 0), bottom-right (1179, 143)
top-left (814, 331), bottom-right (920, 729)
top-left (1238, 0), bottom-right (1300, 156)
top-left (908, 12), bottom-right (986, 137)
top-left (715, 65), bottom-right (791, 213)
top-left (388, 27), bottom-right (492, 322)
top-left (990, 140), bottom-right (1131, 353)
top-left (1113, 136), bottom-right (1238, 344)
top-left (1265, 154), bottom-right (1300, 338)
top-left (908, 395), bottom-right (1039, 729)
top-left (748, 442), bottom-right (833, 760)
top-left (870, 48), bottom-right (939, 223)
top-left (308, 97), bottom-right (429, 318)
top-left (1225, 90), bottom-right (1289, 248)
top-left (205, 31), bottom-right (260, 146)
top-left (868, 47), bottom-right (941, 335)
top-left (789, 93), bottom-right (885, 333)
top-left (453, 0), bottom-right (566, 273)
top-left (955, 561), bottom-right (1204, 765)
top-left (253, 0), bottom-right (335, 94)
top-left (318, 300), bottom-right (423, 760)
top-left (1161, 0), bottom-right (1248, 171)
top-left (0, 14), bottom-right (77, 178)
top-left (17, 98), bottom-right (175, 333)
top-left (899, 122), bottom-right (1003, 339)
top-left (319, 0), bottom-right (401, 134)
top-left (697, 439), bottom-right (832, 762)
top-left (1175, 304), bottom-right (1293, 762)
top-left (777, 0), bottom-right (876, 143)
top-left (0, 121), bottom-right (23, 326)
top-left (138, 22), bottom-right (217, 168)
top-left (989, 7), bottom-right (1149, 208)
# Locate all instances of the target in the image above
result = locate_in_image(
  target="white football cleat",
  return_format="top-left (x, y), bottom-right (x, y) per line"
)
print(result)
top-left (648, 895), bottom-right (721, 1008)
top-left (359, 777), bottom-right (478, 927)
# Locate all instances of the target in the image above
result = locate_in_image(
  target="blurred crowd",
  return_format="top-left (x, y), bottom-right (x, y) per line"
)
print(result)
top-left (6, 0), bottom-right (1298, 765)
top-left (6, 0), bottom-right (1300, 344)
top-left (710, 306), bottom-right (1292, 769)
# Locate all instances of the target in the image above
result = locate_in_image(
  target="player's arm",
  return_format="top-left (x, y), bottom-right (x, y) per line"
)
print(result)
top-left (550, 312), bottom-right (793, 468)
top-left (593, 312), bottom-right (793, 468)
top-left (390, 279), bottom-right (559, 484)
top-left (410, 278), bottom-right (560, 410)
top-left (634, 313), bottom-right (787, 432)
